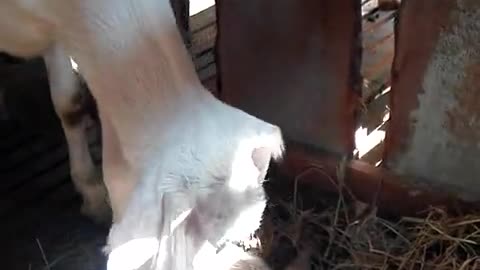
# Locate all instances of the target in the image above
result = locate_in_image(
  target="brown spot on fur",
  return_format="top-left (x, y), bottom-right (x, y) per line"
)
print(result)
top-left (62, 80), bottom-right (98, 127)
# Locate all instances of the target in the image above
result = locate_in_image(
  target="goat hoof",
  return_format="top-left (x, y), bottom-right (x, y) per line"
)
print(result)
top-left (81, 197), bottom-right (113, 226)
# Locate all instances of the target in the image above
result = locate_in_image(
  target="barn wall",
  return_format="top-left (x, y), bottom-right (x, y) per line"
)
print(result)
top-left (384, 0), bottom-right (480, 201)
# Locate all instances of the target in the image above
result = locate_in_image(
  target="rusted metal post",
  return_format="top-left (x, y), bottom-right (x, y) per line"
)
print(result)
top-left (274, 142), bottom-right (479, 218)
top-left (216, 0), bottom-right (362, 157)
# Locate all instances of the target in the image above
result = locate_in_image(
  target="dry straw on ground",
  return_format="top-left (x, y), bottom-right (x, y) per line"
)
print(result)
top-left (255, 168), bottom-right (480, 270)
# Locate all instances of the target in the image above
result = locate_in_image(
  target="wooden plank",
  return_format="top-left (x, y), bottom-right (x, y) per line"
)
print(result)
top-left (216, 0), bottom-right (362, 156)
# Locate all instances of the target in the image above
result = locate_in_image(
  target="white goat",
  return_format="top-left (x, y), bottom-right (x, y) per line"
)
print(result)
top-left (0, 0), bottom-right (284, 269)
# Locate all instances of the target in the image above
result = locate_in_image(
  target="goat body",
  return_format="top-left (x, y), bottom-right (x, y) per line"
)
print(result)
top-left (0, 0), bottom-right (284, 269)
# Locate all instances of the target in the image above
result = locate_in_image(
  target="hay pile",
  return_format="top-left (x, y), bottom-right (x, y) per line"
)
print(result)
top-left (254, 184), bottom-right (480, 270)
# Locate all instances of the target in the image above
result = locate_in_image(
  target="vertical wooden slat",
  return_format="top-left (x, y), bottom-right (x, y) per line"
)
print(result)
top-left (216, 0), bottom-right (362, 157)
top-left (170, 0), bottom-right (191, 46)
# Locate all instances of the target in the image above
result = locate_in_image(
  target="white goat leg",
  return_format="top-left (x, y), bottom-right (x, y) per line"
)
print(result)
top-left (43, 45), bottom-right (111, 224)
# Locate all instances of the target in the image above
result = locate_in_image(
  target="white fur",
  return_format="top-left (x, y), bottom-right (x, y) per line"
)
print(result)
top-left (195, 242), bottom-right (271, 270)
top-left (0, 0), bottom-right (284, 269)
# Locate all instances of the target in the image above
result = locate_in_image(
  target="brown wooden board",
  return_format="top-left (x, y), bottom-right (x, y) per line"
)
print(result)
top-left (170, 0), bottom-right (191, 45)
top-left (216, 0), bottom-right (362, 157)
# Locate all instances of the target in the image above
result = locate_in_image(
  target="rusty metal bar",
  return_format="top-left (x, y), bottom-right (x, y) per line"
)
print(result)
top-left (275, 142), bottom-right (479, 218)
top-left (216, 0), bottom-right (362, 157)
